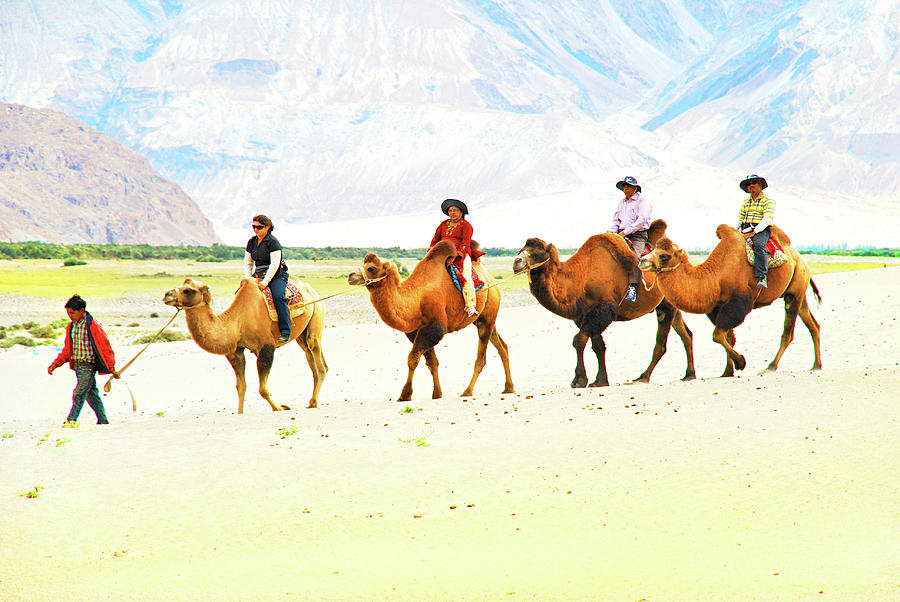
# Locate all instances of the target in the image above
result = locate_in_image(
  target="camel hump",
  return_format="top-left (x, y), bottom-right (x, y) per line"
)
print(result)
top-left (716, 224), bottom-right (743, 241)
top-left (647, 219), bottom-right (667, 245)
top-left (769, 224), bottom-right (791, 247)
top-left (425, 239), bottom-right (457, 262)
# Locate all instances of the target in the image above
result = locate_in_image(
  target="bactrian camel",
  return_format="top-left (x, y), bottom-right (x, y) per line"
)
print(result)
top-left (638, 221), bottom-right (821, 375)
top-left (512, 220), bottom-right (695, 387)
top-left (163, 277), bottom-right (327, 412)
top-left (348, 239), bottom-right (514, 401)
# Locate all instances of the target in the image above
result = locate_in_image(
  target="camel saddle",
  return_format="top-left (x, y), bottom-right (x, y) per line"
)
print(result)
top-left (261, 281), bottom-right (309, 322)
top-left (446, 263), bottom-right (484, 292)
top-left (746, 236), bottom-right (788, 269)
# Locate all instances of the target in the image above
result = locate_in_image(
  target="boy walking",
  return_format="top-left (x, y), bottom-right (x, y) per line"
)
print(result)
top-left (48, 295), bottom-right (118, 425)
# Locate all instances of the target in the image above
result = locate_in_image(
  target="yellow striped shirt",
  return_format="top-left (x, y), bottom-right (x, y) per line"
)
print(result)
top-left (737, 193), bottom-right (775, 228)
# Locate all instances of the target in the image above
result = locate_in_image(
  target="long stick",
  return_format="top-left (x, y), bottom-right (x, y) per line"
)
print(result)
top-left (103, 309), bottom-right (181, 403)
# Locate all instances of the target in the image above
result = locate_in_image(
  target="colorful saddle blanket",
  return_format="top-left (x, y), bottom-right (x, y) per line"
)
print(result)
top-left (446, 264), bottom-right (485, 293)
top-left (261, 281), bottom-right (309, 322)
top-left (746, 237), bottom-right (788, 269)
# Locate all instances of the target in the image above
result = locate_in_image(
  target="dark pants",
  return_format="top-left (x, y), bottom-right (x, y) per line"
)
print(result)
top-left (68, 364), bottom-right (108, 424)
top-left (749, 227), bottom-right (771, 280)
top-left (624, 230), bottom-right (650, 285)
top-left (268, 271), bottom-right (291, 337)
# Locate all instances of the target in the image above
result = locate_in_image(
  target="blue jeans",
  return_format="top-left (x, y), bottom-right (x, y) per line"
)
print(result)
top-left (68, 365), bottom-right (108, 424)
top-left (750, 227), bottom-right (771, 280)
top-left (268, 271), bottom-right (291, 337)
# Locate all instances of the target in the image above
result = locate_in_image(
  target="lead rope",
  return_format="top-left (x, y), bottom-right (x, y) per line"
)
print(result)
top-left (103, 308), bottom-right (182, 411)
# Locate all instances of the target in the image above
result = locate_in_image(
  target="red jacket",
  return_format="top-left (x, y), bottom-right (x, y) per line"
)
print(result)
top-left (50, 312), bottom-right (116, 374)
top-left (430, 219), bottom-right (485, 269)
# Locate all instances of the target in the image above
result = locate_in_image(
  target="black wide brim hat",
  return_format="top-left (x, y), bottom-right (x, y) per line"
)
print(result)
top-left (615, 176), bottom-right (641, 193)
top-left (441, 198), bottom-right (468, 216)
top-left (739, 174), bottom-right (768, 193)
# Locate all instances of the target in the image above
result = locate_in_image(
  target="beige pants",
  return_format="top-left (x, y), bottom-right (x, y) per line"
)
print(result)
top-left (461, 254), bottom-right (476, 311)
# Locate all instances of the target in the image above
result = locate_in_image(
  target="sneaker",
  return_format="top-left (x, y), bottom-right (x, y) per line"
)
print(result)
top-left (625, 285), bottom-right (637, 302)
top-left (277, 334), bottom-right (291, 343)
top-left (465, 307), bottom-right (479, 317)
top-left (756, 277), bottom-right (767, 289)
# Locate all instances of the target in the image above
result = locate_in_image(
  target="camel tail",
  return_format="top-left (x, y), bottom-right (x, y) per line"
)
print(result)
top-left (809, 277), bottom-right (822, 305)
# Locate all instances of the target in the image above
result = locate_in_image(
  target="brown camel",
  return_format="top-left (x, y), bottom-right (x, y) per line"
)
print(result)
top-left (638, 221), bottom-right (822, 375)
top-left (512, 220), bottom-right (695, 387)
top-left (347, 239), bottom-right (514, 402)
top-left (162, 277), bottom-right (327, 412)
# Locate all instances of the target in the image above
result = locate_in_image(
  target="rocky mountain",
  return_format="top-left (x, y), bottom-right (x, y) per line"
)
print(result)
top-left (0, 103), bottom-right (219, 245)
top-left (0, 0), bottom-right (897, 248)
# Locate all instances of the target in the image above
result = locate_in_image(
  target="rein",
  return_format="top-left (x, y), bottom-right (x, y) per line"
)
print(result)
top-left (103, 308), bottom-right (182, 411)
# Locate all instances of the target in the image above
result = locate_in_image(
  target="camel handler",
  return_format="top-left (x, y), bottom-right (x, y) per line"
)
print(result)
top-left (609, 176), bottom-right (652, 302)
top-left (48, 295), bottom-right (118, 425)
top-left (736, 174), bottom-right (775, 289)
top-left (430, 198), bottom-right (484, 317)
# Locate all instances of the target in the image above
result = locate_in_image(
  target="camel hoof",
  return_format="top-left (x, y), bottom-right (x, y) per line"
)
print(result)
top-left (762, 364), bottom-right (778, 373)
top-left (588, 380), bottom-right (609, 388)
top-left (734, 356), bottom-right (747, 371)
top-left (460, 389), bottom-right (473, 397)
top-left (570, 378), bottom-right (588, 388)
top-left (631, 375), bottom-right (651, 384)
top-left (681, 374), bottom-right (697, 382)
top-left (307, 401), bottom-right (317, 409)
top-left (811, 364), bottom-right (823, 371)
top-left (502, 386), bottom-right (515, 394)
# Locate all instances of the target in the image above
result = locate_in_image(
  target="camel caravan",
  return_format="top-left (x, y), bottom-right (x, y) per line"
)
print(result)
top-left (159, 176), bottom-right (821, 412)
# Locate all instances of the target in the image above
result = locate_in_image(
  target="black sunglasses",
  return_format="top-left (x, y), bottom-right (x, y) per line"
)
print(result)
top-left (252, 224), bottom-right (265, 230)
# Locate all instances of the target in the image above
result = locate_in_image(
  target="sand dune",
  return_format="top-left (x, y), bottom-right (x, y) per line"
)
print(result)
top-left (1, 267), bottom-right (898, 600)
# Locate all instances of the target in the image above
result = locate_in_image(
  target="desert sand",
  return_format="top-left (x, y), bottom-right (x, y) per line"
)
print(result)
top-left (1, 266), bottom-right (898, 600)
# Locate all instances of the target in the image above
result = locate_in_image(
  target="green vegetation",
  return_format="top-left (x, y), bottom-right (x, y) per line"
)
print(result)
top-left (1, 433), bottom-right (13, 438)
top-left (278, 426), bottom-right (297, 437)
top-left (398, 431), bottom-right (432, 447)
top-left (132, 330), bottom-right (191, 344)
top-left (18, 485), bottom-right (45, 499)
top-left (62, 257), bottom-right (88, 267)
top-left (399, 405), bottom-right (415, 414)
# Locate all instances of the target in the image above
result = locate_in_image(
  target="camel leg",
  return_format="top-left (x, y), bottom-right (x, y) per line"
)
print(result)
top-left (634, 301), bottom-right (696, 383)
top-left (797, 295), bottom-right (822, 370)
top-left (461, 320), bottom-right (491, 397)
top-left (400, 324), bottom-right (445, 402)
top-left (713, 327), bottom-right (746, 373)
top-left (764, 294), bottom-right (800, 372)
top-left (571, 330), bottom-right (589, 388)
top-left (588, 333), bottom-right (609, 387)
top-left (225, 348), bottom-right (248, 414)
top-left (672, 309), bottom-right (696, 380)
top-left (423, 348), bottom-right (442, 400)
top-left (490, 328), bottom-right (515, 394)
top-left (296, 324), bottom-right (328, 409)
top-left (255, 345), bottom-right (288, 411)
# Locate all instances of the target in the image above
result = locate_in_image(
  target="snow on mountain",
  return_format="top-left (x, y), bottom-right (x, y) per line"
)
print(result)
top-left (0, 0), bottom-right (897, 248)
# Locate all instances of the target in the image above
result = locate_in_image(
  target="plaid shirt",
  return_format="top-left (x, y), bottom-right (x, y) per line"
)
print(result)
top-left (737, 193), bottom-right (775, 229)
top-left (70, 317), bottom-right (94, 364)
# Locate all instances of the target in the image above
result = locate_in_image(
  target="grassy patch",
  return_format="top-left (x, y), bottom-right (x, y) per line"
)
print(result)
top-left (278, 426), bottom-right (297, 437)
top-left (132, 330), bottom-right (191, 344)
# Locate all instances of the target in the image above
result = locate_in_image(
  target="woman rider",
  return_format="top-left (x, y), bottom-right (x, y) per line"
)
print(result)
top-left (244, 214), bottom-right (291, 343)
top-left (429, 198), bottom-right (483, 317)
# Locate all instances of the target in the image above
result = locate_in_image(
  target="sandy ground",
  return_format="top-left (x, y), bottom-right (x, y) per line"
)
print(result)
top-left (1, 267), bottom-right (898, 600)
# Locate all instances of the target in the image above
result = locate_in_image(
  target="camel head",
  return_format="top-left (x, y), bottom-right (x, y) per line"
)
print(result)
top-left (513, 238), bottom-right (556, 275)
top-left (348, 252), bottom-right (398, 287)
top-left (638, 237), bottom-right (685, 274)
top-left (163, 278), bottom-right (212, 309)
